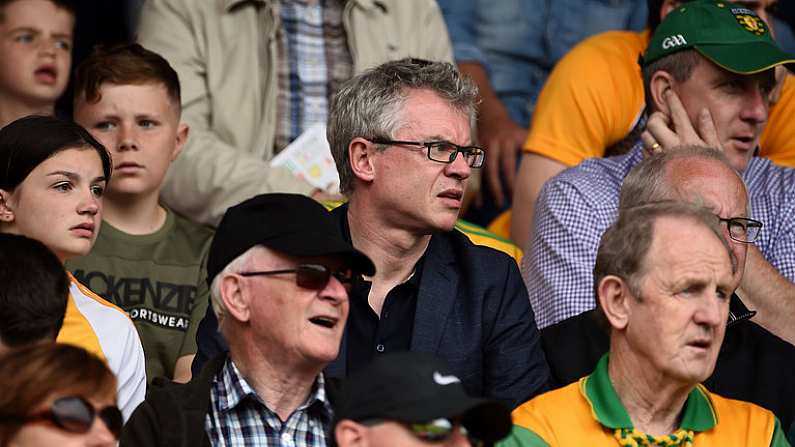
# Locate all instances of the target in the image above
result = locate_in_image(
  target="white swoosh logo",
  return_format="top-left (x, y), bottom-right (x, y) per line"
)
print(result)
top-left (433, 372), bottom-right (461, 386)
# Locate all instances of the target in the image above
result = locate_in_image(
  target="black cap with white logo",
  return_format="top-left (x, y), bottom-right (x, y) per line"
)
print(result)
top-left (333, 351), bottom-right (512, 443)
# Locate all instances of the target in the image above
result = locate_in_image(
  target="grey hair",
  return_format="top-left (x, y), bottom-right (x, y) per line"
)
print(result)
top-left (594, 201), bottom-right (736, 318)
top-left (327, 58), bottom-right (479, 195)
top-left (619, 146), bottom-right (745, 211)
top-left (209, 246), bottom-right (264, 334)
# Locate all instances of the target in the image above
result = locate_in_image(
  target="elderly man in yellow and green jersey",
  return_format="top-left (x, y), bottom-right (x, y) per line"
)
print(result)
top-left (499, 202), bottom-right (790, 446)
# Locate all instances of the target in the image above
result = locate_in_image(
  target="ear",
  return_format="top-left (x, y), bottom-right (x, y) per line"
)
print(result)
top-left (335, 420), bottom-right (369, 447)
top-left (649, 70), bottom-right (676, 116)
top-left (348, 137), bottom-right (377, 185)
top-left (597, 275), bottom-right (633, 330)
top-left (0, 189), bottom-right (15, 224)
top-left (659, 0), bottom-right (682, 21)
top-left (171, 123), bottom-right (189, 162)
top-left (220, 273), bottom-right (251, 324)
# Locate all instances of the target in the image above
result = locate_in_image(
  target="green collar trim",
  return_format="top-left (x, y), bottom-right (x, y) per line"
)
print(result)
top-left (583, 355), bottom-right (717, 432)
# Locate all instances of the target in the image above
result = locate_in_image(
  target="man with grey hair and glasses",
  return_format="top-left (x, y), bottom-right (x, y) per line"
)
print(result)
top-left (541, 146), bottom-right (795, 440)
top-left (323, 57), bottom-right (549, 409)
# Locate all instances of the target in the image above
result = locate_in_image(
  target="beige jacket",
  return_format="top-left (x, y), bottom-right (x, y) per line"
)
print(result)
top-left (138, 0), bottom-right (453, 225)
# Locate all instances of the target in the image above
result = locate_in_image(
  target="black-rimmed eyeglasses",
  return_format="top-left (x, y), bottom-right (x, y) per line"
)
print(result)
top-left (239, 264), bottom-right (354, 290)
top-left (368, 139), bottom-right (486, 168)
top-left (718, 217), bottom-right (762, 243)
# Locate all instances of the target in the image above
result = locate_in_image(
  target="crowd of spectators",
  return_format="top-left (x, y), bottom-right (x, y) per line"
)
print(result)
top-left (0, 0), bottom-right (794, 446)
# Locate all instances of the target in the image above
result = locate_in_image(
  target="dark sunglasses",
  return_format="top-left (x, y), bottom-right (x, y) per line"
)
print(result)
top-left (239, 263), bottom-right (354, 290)
top-left (22, 396), bottom-right (123, 439)
top-left (365, 417), bottom-right (483, 446)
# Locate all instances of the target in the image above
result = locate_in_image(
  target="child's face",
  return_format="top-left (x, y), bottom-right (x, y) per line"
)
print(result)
top-left (74, 82), bottom-right (187, 202)
top-left (0, 148), bottom-right (106, 261)
top-left (0, 0), bottom-right (73, 107)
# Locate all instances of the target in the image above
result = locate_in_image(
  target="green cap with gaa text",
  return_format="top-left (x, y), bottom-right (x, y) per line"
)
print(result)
top-left (642, 0), bottom-right (795, 73)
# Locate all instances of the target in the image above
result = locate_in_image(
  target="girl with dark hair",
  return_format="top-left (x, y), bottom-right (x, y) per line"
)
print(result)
top-left (0, 115), bottom-right (146, 421)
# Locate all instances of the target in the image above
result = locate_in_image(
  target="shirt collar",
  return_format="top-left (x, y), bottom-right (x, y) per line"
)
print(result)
top-left (218, 358), bottom-right (332, 417)
top-left (582, 354), bottom-right (718, 432)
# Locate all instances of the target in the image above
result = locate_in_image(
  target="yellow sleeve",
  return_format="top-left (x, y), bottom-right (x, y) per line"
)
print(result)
top-left (760, 75), bottom-right (795, 167)
top-left (524, 31), bottom-right (648, 167)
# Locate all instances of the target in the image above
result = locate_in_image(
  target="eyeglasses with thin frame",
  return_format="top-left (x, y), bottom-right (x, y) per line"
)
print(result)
top-left (362, 417), bottom-right (483, 446)
top-left (11, 396), bottom-right (123, 440)
top-left (717, 217), bottom-right (762, 243)
top-left (368, 138), bottom-right (486, 168)
top-left (239, 263), bottom-right (354, 290)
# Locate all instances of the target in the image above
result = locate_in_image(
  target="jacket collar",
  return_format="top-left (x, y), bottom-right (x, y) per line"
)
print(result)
top-left (583, 354), bottom-right (718, 432)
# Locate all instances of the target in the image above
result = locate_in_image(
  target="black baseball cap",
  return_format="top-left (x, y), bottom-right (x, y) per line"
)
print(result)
top-left (206, 193), bottom-right (375, 286)
top-left (333, 352), bottom-right (512, 444)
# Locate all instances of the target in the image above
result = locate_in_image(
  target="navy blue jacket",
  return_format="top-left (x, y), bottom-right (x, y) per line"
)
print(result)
top-left (193, 205), bottom-right (549, 409)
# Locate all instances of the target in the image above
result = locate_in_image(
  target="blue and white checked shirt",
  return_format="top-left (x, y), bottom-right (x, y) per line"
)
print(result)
top-left (205, 358), bottom-right (333, 446)
top-left (522, 145), bottom-right (795, 328)
top-left (274, 0), bottom-right (352, 151)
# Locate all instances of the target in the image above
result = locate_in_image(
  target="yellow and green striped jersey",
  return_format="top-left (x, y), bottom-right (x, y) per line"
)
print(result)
top-left (500, 355), bottom-right (790, 446)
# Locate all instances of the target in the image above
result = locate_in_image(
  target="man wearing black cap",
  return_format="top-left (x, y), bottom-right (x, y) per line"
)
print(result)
top-left (332, 352), bottom-right (512, 447)
top-left (121, 193), bottom-right (375, 447)
top-left (324, 58), bottom-right (549, 409)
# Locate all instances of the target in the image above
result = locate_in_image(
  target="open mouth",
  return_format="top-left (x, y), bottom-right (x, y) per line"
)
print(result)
top-left (688, 340), bottom-right (711, 350)
top-left (34, 66), bottom-right (57, 83)
top-left (309, 316), bottom-right (337, 329)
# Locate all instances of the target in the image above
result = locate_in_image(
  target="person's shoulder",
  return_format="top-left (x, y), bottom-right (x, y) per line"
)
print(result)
top-left (513, 380), bottom-right (583, 424)
top-left (453, 220), bottom-right (523, 264)
top-left (441, 227), bottom-right (519, 268)
top-left (564, 29), bottom-right (648, 67)
top-left (746, 157), bottom-right (795, 198)
top-left (169, 209), bottom-right (215, 244)
top-left (546, 150), bottom-right (638, 196)
top-left (708, 390), bottom-right (780, 430)
top-left (69, 275), bottom-right (130, 319)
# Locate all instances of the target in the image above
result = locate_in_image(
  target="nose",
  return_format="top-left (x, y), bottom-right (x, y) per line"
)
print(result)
top-left (117, 123), bottom-right (139, 152)
top-left (319, 275), bottom-right (349, 305)
top-left (740, 85), bottom-right (769, 125)
top-left (38, 39), bottom-right (56, 57)
top-left (78, 188), bottom-right (100, 216)
top-left (86, 417), bottom-right (117, 447)
top-left (446, 427), bottom-right (473, 447)
top-left (444, 151), bottom-right (471, 180)
top-left (694, 290), bottom-right (725, 328)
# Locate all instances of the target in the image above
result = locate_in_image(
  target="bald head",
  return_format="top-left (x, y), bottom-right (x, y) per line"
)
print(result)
top-left (620, 146), bottom-right (750, 286)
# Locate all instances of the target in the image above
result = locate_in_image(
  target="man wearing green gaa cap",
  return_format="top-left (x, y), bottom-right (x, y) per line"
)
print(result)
top-left (640, 0), bottom-right (795, 173)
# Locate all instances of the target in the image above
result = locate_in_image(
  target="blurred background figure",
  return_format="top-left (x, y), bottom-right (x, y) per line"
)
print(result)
top-left (0, 233), bottom-right (69, 355)
top-left (0, 343), bottom-right (122, 447)
top-left (437, 0), bottom-right (648, 225)
top-left (136, 0), bottom-right (454, 226)
top-left (0, 0), bottom-right (74, 127)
